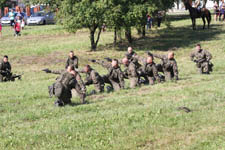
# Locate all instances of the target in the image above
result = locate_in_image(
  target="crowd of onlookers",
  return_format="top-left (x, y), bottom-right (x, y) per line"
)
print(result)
top-left (146, 11), bottom-right (164, 31)
top-left (214, 0), bottom-right (225, 21)
top-left (0, 9), bottom-right (25, 37)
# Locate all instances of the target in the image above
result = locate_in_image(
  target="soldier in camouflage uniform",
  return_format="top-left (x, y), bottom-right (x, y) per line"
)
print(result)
top-left (125, 47), bottom-right (137, 61)
top-left (78, 65), bottom-right (105, 93)
top-left (0, 56), bottom-right (12, 82)
top-left (47, 66), bottom-right (86, 106)
top-left (151, 52), bottom-right (179, 81)
top-left (122, 57), bottom-right (140, 88)
top-left (190, 44), bottom-right (213, 74)
top-left (141, 56), bottom-right (161, 85)
top-left (65, 51), bottom-right (79, 69)
top-left (93, 59), bottom-right (125, 91)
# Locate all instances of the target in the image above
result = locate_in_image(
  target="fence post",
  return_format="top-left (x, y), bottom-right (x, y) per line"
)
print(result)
top-left (16, 6), bottom-right (20, 12)
top-left (26, 6), bottom-right (31, 17)
top-left (4, 7), bottom-right (9, 16)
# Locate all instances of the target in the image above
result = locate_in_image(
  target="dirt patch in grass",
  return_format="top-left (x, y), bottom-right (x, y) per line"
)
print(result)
top-left (16, 51), bottom-right (65, 65)
top-left (15, 50), bottom-right (102, 67)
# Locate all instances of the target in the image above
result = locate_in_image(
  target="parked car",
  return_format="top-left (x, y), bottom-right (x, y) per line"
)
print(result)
top-left (27, 12), bottom-right (55, 25)
top-left (1, 12), bottom-right (28, 25)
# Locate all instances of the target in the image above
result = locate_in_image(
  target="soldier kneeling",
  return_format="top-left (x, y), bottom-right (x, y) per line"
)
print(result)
top-left (0, 55), bottom-right (12, 82)
top-left (78, 65), bottom-right (105, 93)
top-left (0, 55), bottom-right (22, 82)
top-left (190, 44), bottom-right (213, 74)
top-left (48, 66), bottom-right (86, 107)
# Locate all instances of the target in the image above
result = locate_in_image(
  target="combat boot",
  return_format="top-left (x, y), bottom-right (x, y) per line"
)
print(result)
top-left (54, 99), bottom-right (64, 107)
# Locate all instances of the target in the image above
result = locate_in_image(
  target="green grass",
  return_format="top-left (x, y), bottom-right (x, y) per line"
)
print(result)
top-left (1, 18), bottom-right (225, 150)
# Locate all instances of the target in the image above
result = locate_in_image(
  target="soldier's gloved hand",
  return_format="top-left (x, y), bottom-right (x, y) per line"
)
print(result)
top-left (193, 60), bottom-right (197, 63)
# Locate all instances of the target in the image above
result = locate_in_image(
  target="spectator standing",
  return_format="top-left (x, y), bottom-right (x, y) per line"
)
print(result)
top-left (9, 9), bottom-right (15, 27)
top-left (214, 1), bottom-right (220, 21)
top-left (157, 11), bottom-right (163, 28)
top-left (16, 11), bottom-right (22, 20)
top-left (220, 0), bottom-right (225, 21)
top-left (21, 19), bottom-right (25, 30)
top-left (14, 18), bottom-right (21, 37)
top-left (146, 14), bottom-right (152, 30)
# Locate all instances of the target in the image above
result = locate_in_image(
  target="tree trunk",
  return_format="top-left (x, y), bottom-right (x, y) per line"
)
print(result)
top-left (89, 27), bottom-right (102, 51)
top-left (142, 25), bottom-right (145, 37)
top-left (137, 28), bottom-right (142, 35)
top-left (118, 29), bottom-right (122, 42)
top-left (95, 27), bottom-right (102, 47)
top-left (125, 27), bottom-right (132, 43)
top-left (114, 27), bottom-right (117, 47)
top-left (90, 29), bottom-right (97, 51)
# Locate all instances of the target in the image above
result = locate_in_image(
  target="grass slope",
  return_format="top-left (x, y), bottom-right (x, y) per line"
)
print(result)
top-left (0, 19), bottom-right (225, 150)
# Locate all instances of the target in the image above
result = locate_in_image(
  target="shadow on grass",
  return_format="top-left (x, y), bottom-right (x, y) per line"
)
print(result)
top-left (98, 24), bottom-right (224, 52)
top-left (69, 101), bottom-right (90, 107)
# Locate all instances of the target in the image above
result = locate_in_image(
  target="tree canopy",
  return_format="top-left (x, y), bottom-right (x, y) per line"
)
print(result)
top-left (0, 0), bottom-right (7, 9)
top-left (29, 0), bottom-right (176, 50)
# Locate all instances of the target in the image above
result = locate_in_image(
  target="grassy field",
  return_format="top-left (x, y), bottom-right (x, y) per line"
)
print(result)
top-left (0, 18), bottom-right (225, 150)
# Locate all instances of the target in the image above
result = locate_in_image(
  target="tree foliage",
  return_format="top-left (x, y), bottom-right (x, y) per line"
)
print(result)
top-left (59, 0), bottom-right (107, 51)
top-left (105, 0), bottom-right (175, 43)
top-left (0, 0), bottom-right (7, 9)
top-left (29, 0), bottom-right (175, 50)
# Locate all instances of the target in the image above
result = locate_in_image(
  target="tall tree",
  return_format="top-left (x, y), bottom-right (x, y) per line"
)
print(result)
top-left (59, 0), bottom-right (107, 51)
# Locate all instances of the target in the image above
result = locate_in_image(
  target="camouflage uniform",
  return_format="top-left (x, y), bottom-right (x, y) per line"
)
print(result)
top-left (153, 54), bottom-right (179, 81)
top-left (96, 60), bottom-right (125, 91)
top-left (141, 62), bottom-right (161, 85)
top-left (190, 49), bottom-right (213, 74)
top-left (123, 59), bottom-right (140, 88)
top-left (65, 56), bottom-right (79, 69)
top-left (125, 51), bottom-right (137, 61)
top-left (0, 60), bottom-right (12, 82)
top-left (49, 70), bottom-right (86, 106)
top-left (79, 68), bottom-right (105, 93)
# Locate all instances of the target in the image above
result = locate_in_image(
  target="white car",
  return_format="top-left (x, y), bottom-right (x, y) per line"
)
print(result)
top-left (27, 12), bottom-right (55, 25)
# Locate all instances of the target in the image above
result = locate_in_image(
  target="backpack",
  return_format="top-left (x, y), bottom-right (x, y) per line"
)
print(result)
top-left (53, 82), bottom-right (64, 97)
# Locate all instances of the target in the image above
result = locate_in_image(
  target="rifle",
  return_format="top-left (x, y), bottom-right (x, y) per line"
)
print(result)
top-left (104, 57), bottom-right (112, 62)
top-left (11, 74), bottom-right (22, 81)
top-left (42, 68), bottom-right (51, 73)
top-left (5, 73), bottom-right (22, 81)
top-left (195, 58), bottom-right (206, 64)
